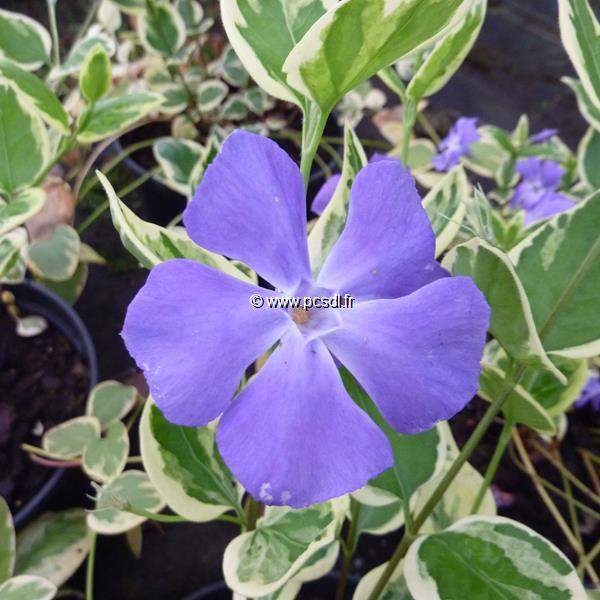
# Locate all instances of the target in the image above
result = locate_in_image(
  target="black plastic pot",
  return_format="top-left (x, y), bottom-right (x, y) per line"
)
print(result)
top-left (114, 115), bottom-right (343, 227)
top-left (183, 572), bottom-right (358, 600)
top-left (6, 281), bottom-right (99, 529)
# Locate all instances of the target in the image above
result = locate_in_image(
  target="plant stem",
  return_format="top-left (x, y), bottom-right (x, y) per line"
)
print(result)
top-left (471, 419), bottom-right (513, 514)
top-left (530, 439), bottom-right (600, 506)
top-left (512, 429), bottom-right (599, 585)
top-left (86, 532), bottom-right (97, 600)
top-left (368, 365), bottom-right (526, 600)
top-left (244, 496), bottom-right (261, 532)
top-left (417, 113), bottom-right (441, 145)
top-left (46, 0), bottom-right (60, 68)
top-left (335, 501), bottom-right (361, 600)
top-left (300, 105), bottom-right (328, 187)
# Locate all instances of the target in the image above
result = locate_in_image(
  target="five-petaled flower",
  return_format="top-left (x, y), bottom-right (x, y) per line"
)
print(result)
top-left (511, 157), bottom-right (574, 226)
top-left (123, 131), bottom-right (490, 508)
top-left (432, 117), bottom-right (480, 172)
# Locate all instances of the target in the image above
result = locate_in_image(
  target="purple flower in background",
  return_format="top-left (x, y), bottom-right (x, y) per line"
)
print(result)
top-left (574, 376), bottom-right (600, 411)
top-left (432, 117), bottom-right (480, 172)
top-left (123, 131), bottom-right (490, 508)
top-left (530, 128), bottom-right (558, 144)
top-left (511, 157), bottom-right (574, 226)
top-left (312, 153), bottom-right (395, 215)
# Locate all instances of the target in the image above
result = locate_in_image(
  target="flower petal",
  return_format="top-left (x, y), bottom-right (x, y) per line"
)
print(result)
top-left (523, 192), bottom-right (574, 226)
top-left (122, 259), bottom-right (290, 426)
top-left (323, 277), bottom-right (490, 434)
top-left (217, 328), bottom-right (393, 508)
top-left (317, 160), bottom-right (442, 300)
top-left (184, 131), bottom-right (311, 293)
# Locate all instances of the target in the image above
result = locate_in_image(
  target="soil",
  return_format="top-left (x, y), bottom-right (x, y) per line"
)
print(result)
top-left (0, 302), bottom-right (89, 515)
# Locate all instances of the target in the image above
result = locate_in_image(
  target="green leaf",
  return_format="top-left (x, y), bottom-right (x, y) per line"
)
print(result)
top-left (479, 363), bottom-right (556, 434)
top-left (422, 166), bottom-right (468, 257)
top-left (221, 95), bottom-right (248, 121)
top-left (563, 77), bottom-right (600, 131)
top-left (407, 0), bottom-right (486, 103)
top-left (0, 498), bottom-right (15, 584)
top-left (86, 380), bottom-right (137, 430)
top-left (196, 79), bottom-right (228, 112)
top-left (0, 188), bottom-right (45, 237)
top-left (0, 82), bottom-right (50, 195)
top-left (77, 92), bottom-right (163, 144)
top-left (139, 1), bottom-right (186, 58)
top-left (559, 0), bottom-right (600, 110)
top-left (442, 239), bottom-right (566, 382)
top-left (577, 127), bottom-right (600, 190)
top-left (140, 400), bottom-right (240, 522)
top-left (463, 125), bottom-right (512, 179)
top-left (509, 192), bottom-right (600, 358)
top-left (83, 421), bottom-right (130, 483)
top-left (97, 171), bottom-right (251, 281)
top-left (153, 137), bottom-right (203, 195)
top-left (41, 262), bottom-right (88, 306)
top-left (283, 0), bottom-right (469, 114)
top-left (221, 0), bottom-right (334, 104)
top-left (0, 60), bottom-right (69, 134)
top-left (28, 225), bottom-right (81, 282)
top-left (354, 561), bottom-right (414, 600)
top-left (221, 46), bottom-right (248, 88)
top-left (354, 500), bottom-right (405, 537)
top-left (87, 470), bottom-right (165, 535)
top-left (308, 123), bottom-right (367, 275)
top-left (156, 83), bottom-right (188, 115)
top-left (223, 500), bottom-right (346, 597)
top-left (404, 516), bottom-right (586, 599)
top-left (14, 509), bottom-right (90, 587)
top-left (110, 0), bottom-right (145, 14)
top-left (176, 0), bottom-right (204, 30)
top-left (42, 416), bottom-right (101, 459)
top-left (242, 87), bottom-right (274, 114)
top-left (79, 44), bottom-right (112, 103)
top-left (51, 33), bottom-right (116, 79)
top-left (0, 228), bottom-right (27, 284)
top-left (0, 9), bottom-right (51, 71)
top-left (0, 575), bottom-right (56, 600)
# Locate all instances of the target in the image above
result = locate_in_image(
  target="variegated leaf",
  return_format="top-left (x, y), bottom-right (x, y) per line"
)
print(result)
top-left (0, 575), bottom-right (56, 600)
top-left (139, 1), bottom-right (186, 58)
top-left (354, 560), bottom-right (414, 600)
top-left (87, 470), bottom-right (165, 535)
top-left (577, 127), bottom-right (600, 190)
top-left (0, 60), bottom-right (69, 134)
top-left (563, 77), bottom-right (600, 131)
top-left (442, 239), bottom-right (566, 382)
top-left (86, 380), bottom-right (137, 430)
top-left (15, 509), bottom-right (90, 587)
top-left (223, 499), bottom-right (347, 597)
top-left (509, 192), bottom-right (600, 358)
top-left (404, 516), bottom-right (586, 599)
top-left (0, 188), bottom-right (45, 237)
top-left (0, 9), bottom-right (51, 71)
top-left (0, 498), bottom-right (15, 584)
top-left (407, 0), bottom-right (486, 103)
top-left (27, 225), bottom-right (80, 282)
top-left (140, 400), bottom-right (240, 522)
top-left (308, 123), bottom-right (367, 275)
top-left (153, 137), bottom-right (203, 195)
top-left (77, 92), bottom-right (163, 144)
top-left (42, 416), bottom-right (101, 460)
top-left (283, 0), bottom-right (470, 113)
top-left (98, 171), bottom-right (251, 281)
top-left (0, 228), bottom-right (28, 284)
top-left (51, 33), bottom-right (116, 79)
top-left (0, 82), bottom-right (50, 195)
top-left (196, 79), bottom-right (228, 112)
top-left (79, 44), bottom-right (112, 103)
top-left (83, 421), bottom-right (129, 483)
top-left (221, 0), bottom-right (335, 104)
top-left (422, 166), bottom-right (468, 257)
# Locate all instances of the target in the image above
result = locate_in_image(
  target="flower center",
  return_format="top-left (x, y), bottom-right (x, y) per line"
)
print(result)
top-left (291, 308), bottom-right (311, 325)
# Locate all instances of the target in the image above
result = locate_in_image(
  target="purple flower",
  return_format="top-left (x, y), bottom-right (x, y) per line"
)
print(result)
top-left (574, 376), bottom-right (600, 411)
top-left (511, 157), bottom-right (574, 226)
top-left (432, 117), bottom-right (480, 172)
top-left (530, 128), bottom-right (558, 144)
top-left (312, 153), bottom-right (396, 215)
top-left (123, 131), bottom-right (490, 508)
